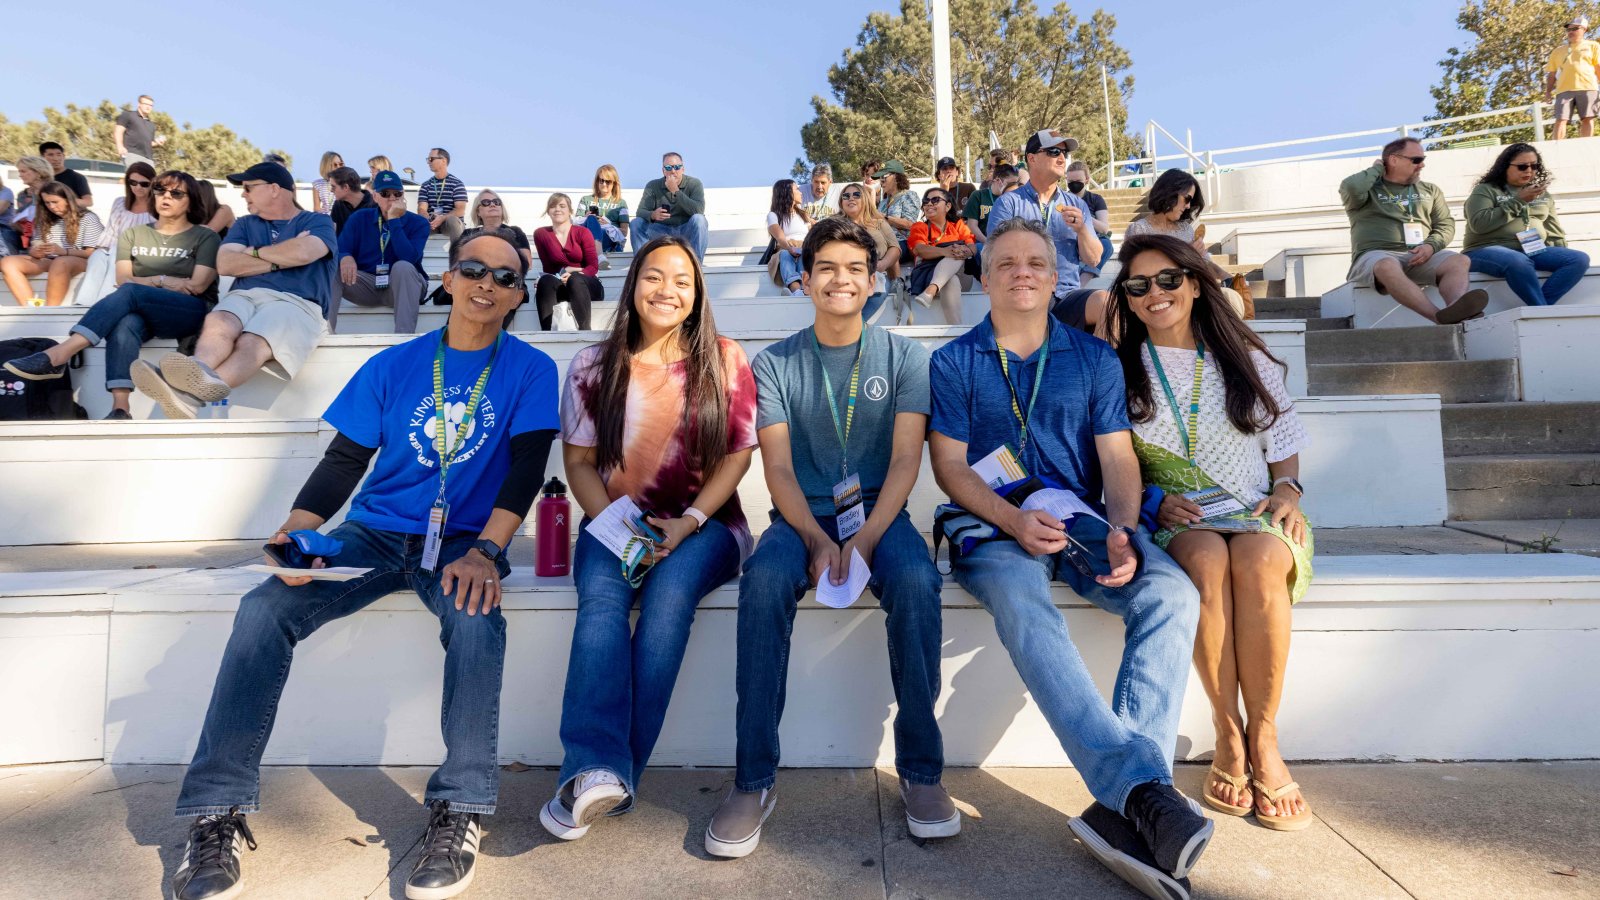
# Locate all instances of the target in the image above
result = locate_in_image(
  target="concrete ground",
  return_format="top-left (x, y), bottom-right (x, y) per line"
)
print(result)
top-left (0, 762), bottom-right (1594, 900)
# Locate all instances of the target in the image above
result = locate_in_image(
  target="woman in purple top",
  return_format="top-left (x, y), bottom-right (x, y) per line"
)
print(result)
top-left (531, 193), bottom-right (603, 331)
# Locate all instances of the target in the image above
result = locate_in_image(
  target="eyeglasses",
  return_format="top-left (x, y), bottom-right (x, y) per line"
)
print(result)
top-left (453, 259), bottom-right (522, 289)
top-left (922, 197), bottom-right (948, 206)
top-left (427, 156), bottom-right (445, 162)
top-left (1400, 155), bottom-right (1426, 165)
top-left (378, 189), bottom-right (405, 199)
top-left (1511, 162), bottom-right (1543, 172)
top-left (840, 191), bottom-right (863, 200)
top-left (1122, 268), bottom-right (1190, 298)
top-left (1059, 532), bottom-right (1105, 578)
top-left (153, 187), bottom-right (188, 200)
top-left (239, 182), bottom-right (265, 193)
top-left (662, 164), bottom-right (684, 172)
top-left (1034, 147), bottom-right (1069, 158)
top-left (128, 179), bottom-right (152, 188)
top-left (478, 198), bottom-right (502, 207)
top-left (1177, 193), bottom-right (1195, 206)
top-left (598, 178), bottom-right (615, 185)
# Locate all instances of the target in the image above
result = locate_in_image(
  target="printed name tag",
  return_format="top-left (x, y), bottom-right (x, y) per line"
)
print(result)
top-left (375, 262), bottom-right (391, 289)
top-left (1402, 223), bottom-right (1426, 247)
top-left (422, 502), bottom-right (448, 571)
top-left (1516, 228), bottom-right (1547, 255)
top-left (833, 472), bottom-right (865, 541)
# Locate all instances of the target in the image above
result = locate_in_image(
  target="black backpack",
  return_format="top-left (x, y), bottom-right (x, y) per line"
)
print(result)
top-left (0, 338), bottom-right (87, 420)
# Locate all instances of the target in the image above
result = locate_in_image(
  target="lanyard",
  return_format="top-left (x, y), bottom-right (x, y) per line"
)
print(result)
top-left (377, 214), bottom-right (390, 258)
top-left (812, 326), bottom-right (867, 478)
top-left (995, 328), bottom-right (1050, 454)
top-left (1147, 339), bottom-right (1206, 465)
top-left (1034, 186), bottom-right (1054, 229)
top-left (432, 328), bottom-right (503, 502)
top-left (1375, 183), bottom-right (1419, 219)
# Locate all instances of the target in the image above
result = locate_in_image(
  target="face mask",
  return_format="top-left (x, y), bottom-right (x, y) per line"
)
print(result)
top-left (1067, 180), bottom-right (1086, 194)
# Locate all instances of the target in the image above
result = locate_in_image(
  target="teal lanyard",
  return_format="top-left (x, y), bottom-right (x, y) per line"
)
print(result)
top-left (1147, 339), bottom-right (1206, 465)
top-left (812, 326), bottom-right (866, 479)
top-left (995, 329), bottom-right (1050, 454)
top-left (432, 328), bottom-right (503, 502)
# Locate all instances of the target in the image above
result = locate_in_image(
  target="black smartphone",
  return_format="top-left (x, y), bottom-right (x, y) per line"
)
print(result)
top-left (588, 205), bottom-right (599, 215)
top-left (262, 542), bottom-right (318, 569)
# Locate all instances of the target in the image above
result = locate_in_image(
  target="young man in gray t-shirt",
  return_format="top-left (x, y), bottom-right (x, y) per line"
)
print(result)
top-left (704, 217), bottom-right (958, 859)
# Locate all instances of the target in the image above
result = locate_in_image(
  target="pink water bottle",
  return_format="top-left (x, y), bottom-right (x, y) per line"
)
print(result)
top-left (535, 477), bottom-right (571, 577)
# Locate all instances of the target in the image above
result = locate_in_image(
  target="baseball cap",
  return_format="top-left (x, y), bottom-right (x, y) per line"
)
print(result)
top-left (1025, 129), bottom-right (1080, 155)
top-left (877, 160), bottom-right (908, 178)
top-left (1567, 16), bottom-right (1589, 28)
top-left (371, 170), bottom-right (405, 193)
top-left (225, 162), bottom-right (295, 192)
top-left (936, 156), bottom-right (959, 171)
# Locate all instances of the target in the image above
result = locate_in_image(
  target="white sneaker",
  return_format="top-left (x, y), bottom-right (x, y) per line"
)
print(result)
top-left (538, 770), bottom-right (628, 841)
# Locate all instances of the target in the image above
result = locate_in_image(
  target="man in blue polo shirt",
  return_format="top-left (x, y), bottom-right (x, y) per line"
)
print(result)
top-left (928, 218), bottom-right (1210, 899)
top-left (332, 170), bottom-right (431, 334)
top-left (987, 129), bottom-right (1110, 334)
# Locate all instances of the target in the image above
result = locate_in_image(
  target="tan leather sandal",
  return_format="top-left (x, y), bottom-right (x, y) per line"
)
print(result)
top-left (1201, 765), bottom-right (1253, 817)
top-left (1251, 778), bottom-right (1313, 832)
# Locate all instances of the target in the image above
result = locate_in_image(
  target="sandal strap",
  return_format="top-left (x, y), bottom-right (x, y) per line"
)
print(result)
top-left (1250, 779), bottom-right (1301, 803)
top-left (1208, 766), bottom-right (1251, 790)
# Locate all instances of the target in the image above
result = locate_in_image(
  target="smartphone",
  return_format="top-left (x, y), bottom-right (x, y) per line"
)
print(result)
top-left (263, 542), bottom-right (312, 569)
top-left (628, 509), bottom-right (668, 544)
top-left (588, 205), bottom-right (599, 215)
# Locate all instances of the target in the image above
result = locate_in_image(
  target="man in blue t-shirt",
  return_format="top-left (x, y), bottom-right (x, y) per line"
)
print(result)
top-left (704, 218), bottom-right (955, 860)
top-left (928, 218), bottom-right (1211, 897)
top-left (987, 129), bottom-right (1110, 334)
top-left (130, 162), bottom-right (337, 419)
top-left (331, 170), bottom-right (431, 335)
top-left (170, 228), bottom-right (559, 900)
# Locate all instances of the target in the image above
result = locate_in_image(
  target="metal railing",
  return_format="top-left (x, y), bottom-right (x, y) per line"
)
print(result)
top-left (1102, 102), bottom-right (1555, 194)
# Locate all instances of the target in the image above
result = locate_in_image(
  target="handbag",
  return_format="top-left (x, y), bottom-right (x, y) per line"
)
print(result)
top-left (551, 301), bottom-right (579, 332)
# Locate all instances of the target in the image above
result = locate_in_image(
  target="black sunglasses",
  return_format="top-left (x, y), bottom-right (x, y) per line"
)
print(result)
top-left (1122, 268), bottom-right (1189, 298)
top-left (377, 189), bottom-right (405, 199)
top-left (478, 198), bottom-right (502, 207)
top-left (453, 259), bottom-right (522, 289)
top-left (922, 196), bottom-right (948, 205)
top-left (153, 187), bottom-right (187, 200)
top-left (1400, 155), bottom-right (1426, 165)
top-left (1035, 147), bottom-right (1069, 158)
top-left (127, 178), bottom-right (152, 188)
top-left (1511, 162), bottom-right (1543, 172)
top-left (1060, 532), bottom-right (1109, 578)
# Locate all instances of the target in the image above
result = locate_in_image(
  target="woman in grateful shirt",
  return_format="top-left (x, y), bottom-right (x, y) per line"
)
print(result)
top-left (6, 171), bottom-right (220, 418)
top-left (541, 235), bottom-right (758, 843)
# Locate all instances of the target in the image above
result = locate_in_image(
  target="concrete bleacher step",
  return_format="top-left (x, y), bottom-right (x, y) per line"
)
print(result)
top-left (1306, 326), bottom-right (1462, 365)
top-left (1254, 297), bottom-right (1321, 320)
top-left (1441, 402), bottom-right (1600, 457)
top-left (1303, 316), bottom-right (1353, 332)
top-left (1446, 453), bottom-right (1600, 520)
top-left (1307, 359), bottom-right (1518, 403)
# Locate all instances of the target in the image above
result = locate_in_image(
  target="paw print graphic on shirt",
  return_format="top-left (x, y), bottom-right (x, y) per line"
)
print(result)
top-left (422, 401), bottom-right (476, 456)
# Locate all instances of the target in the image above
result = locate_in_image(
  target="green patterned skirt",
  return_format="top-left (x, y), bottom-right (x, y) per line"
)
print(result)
top-left (1134, 436), bottom-right (1314, 604)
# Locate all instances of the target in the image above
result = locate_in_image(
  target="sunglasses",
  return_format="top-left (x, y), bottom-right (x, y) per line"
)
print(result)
top-left (152, 187), bottom-right (188, 200)
top-left (1034, 147), bottom-right (1069, 158)
top-left (598, 178), bottom-right (615, 185)
top-left (1122, 268), bottom-right (1189, 298)
top-left (922, 197), bottom-right (948, 206)
top-left (426, 156), bottom-right (446, 162)
top-left (1177, 193), bottom-right (1195, 205)
top-left (1059, 532), bottom-right (1109, 579)
top-left (377, 189), bottom-right (405, 199)
top-left (1511, 162), bottom-right (1543, 172)
top-left (128, 179), bottom-right (152, 188)
top-left (1400, 155), bottom-right (1426, 165)
top-left (663, 164), bottom-right (684, 172)
top-left (478, 198), bottom-right (502, 207)
top-left (840, 191), bottom-right (863, 200)
top-left (454, 259), bottom-right (522, 289)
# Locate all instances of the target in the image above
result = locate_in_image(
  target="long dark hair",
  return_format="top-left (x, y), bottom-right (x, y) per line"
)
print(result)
top-left (1105, 234), bottom-right (1286, 434)
top-left (123, 161), bottom-right (156, 211)
top-left (1476, 142), bottom-right (1542, 191)
top-left (153, 171), bottom-right (206, 225)
top-left (1146, 169), bottom-right (1204, 221)
top-left (770, 179), bottom-right (798, 227)
top-left (584, 236), bottom-right (729, 475)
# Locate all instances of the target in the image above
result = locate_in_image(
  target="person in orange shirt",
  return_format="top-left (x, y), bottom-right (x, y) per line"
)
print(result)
top-left (905, 187), bottom-right (976, 324)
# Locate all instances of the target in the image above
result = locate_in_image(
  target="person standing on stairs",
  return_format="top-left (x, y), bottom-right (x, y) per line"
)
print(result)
top-left (1338, 138), bottom-right (1488, 325)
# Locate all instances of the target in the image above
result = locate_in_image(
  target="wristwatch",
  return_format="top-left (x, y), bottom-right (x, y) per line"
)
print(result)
top-left (683, 507), bottom-right (709, 532)
top-left (471, 538), bottom-right (505, 564)
top-left (1272, 477), bottom-right (1305, 497)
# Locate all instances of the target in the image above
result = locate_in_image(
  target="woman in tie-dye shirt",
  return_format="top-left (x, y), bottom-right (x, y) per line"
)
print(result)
top-left (544, 235), bottom-right (758, 841)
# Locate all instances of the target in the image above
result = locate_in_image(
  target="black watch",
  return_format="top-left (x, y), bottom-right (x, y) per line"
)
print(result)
top-left (471, 538), bottom-right (504, 564)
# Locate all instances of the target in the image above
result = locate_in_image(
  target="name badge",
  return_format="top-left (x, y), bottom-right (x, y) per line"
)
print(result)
top-left (833, 472), bottom-right (865, 541)
top-left (422, 500), bottom-right (448, 571)
top-left (1516, 228), bottom-right (1547, 255)
top-left (375, 262), bottom-right (391, 290)
top-left (1402, 223), bottom-right (1426, 247)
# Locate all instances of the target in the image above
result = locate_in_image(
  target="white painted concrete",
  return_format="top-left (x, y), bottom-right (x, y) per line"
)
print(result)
top-left (1464, 305), bottom-right (1600, 402)
top-left (1266, 237), bottom-right (1600, 299)
top-left (5, 552), bottom-right (1597, 767)
top-left (1322, 266), bottom-right (1600, 328)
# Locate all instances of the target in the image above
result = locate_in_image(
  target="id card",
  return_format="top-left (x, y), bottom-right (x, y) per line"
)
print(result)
top-left (422, 501), bottom-right (448, 571)
top-left (971, 444), bottom-right (1028, 490)
top-left (1516, 228), bottom-right (1547, 255)
top-left (1402, 222), bottom-right (1426, 247)
top-left (375, 262), bottom-right (391, 289)
top-left (833, 472), bottom-right (865, 541)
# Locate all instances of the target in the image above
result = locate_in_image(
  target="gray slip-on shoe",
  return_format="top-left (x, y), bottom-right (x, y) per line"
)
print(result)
top-left (704, 786), bottom-right (776, 859)
top-left (900, 778), bottom-right (961, 839)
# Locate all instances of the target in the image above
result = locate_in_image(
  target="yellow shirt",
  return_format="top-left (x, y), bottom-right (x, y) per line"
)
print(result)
top-left (1546, 40), bottom-right (1600, 93)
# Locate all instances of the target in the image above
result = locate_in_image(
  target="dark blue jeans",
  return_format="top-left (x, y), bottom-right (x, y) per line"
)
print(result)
top-left (735, 511), bottom-right (944, 791)
top-left (1463, 245), bottom-right (1590, 307)
top-left (557, 519), bottom-right (741, 798)
top-left (175, 520), bottom-right (511, 817)
top-left (582, 215), bottom-right (624, 253)
top-left (72, 283), bottom-right (210, 390)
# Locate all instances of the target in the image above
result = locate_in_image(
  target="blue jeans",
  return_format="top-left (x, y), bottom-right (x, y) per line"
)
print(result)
top-left (735, 512), bottom-right (944, 791)
top-left (72, 283), bottom-right (210, 390)
top-left (629, 214), bottom-right (709, 260)
top-left (557, 518), bottom-right (741, 797)
top-left (951, 518), bottom-right (1199, 814)
top-left (175, 521), bottom-right (511, 817)
top-left (776, 248), bottom-right (804, 288)
top-left (582, 215), bottom-right (624, 253)
top-left (1464, 244), bottom-right (1590, 307)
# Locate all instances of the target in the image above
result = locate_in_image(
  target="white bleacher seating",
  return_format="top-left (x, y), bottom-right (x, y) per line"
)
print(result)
top-left (1266, 237), bottom-right (1600, 299)
top-left (1464, 305), bottom-right (1600, 402)
top-left (1322, 265), bottom-right (1600, 328)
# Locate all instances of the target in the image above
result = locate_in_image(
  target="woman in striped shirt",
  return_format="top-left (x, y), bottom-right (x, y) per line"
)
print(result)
top-left (73, 162), bottom-right (158, 304)
top-left (2, 181), bottom-right (104, 305)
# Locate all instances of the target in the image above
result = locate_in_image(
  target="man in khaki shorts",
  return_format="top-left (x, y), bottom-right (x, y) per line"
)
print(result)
top-left (1545, 17), bottom-right (1600, 140)
top-left (131, 161), bottom-right (336, 418)
top-left (1338, 138), bottom-right (1487, 325)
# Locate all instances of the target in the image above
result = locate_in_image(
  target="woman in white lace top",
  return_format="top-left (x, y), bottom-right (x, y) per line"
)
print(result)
top-left (1105, 232), bottom-right (1314, 833)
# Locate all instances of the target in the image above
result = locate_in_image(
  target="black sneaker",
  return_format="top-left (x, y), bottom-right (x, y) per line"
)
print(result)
top-left (104, 408), bottom-right (132, 421)
top-left (406, 800), bottom-right (481, 900)
top-left (3, 350), bottom-right (65, 381)
top-left (1124, 782), bottom-right (1214, 878)
top-left (1069, 802), bottom-right (1192, 900)
top-left (172, 808), bottom-right (256, 900)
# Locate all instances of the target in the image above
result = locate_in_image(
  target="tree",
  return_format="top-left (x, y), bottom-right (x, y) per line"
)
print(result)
top-left (0, 100), bottom-right (290, 178)
top-left (1429, 0), bottom-right (1600, 142)
top-left (799, 0), bottom-right (1138, 184)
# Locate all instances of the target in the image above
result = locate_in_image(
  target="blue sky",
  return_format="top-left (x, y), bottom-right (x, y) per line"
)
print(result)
top-left (5, 0), bottom-right (1472, 187)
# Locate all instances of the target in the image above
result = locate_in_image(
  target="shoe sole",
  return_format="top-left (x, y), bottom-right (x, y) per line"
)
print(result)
top-left (571, 786), bottom-right (627, 827)
top-left (906, 809), bottom-right (962, 839)
top-left (131, 361), bottom-right (199, 420)
top-left (3, 360), bottom-right (64, 381)
top-left (1069, 816), bottom-right (1190, 900)
top-left (704, 797), bottom-right (777, 859)
top-left (539, 798), bottom-right (589, 841)
top-left (405, 865), bottom-right (474, 900)
top-left (159, 354), bottom-right (231, 402)
top-left (1169, 797), bottom-right (1213, 880)
top-left (1437, 289), bottom-right (1489, 325)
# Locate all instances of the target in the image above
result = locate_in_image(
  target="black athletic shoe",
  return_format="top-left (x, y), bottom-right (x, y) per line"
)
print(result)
top-left (1070, 802), bottom-right (1192, 900)
top-left (405, 800), bottom-right (482, 900)
top-left (172, 808), bottom-right (256, 900)
top-left (1124, 782), bottom-right (1214, 878)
